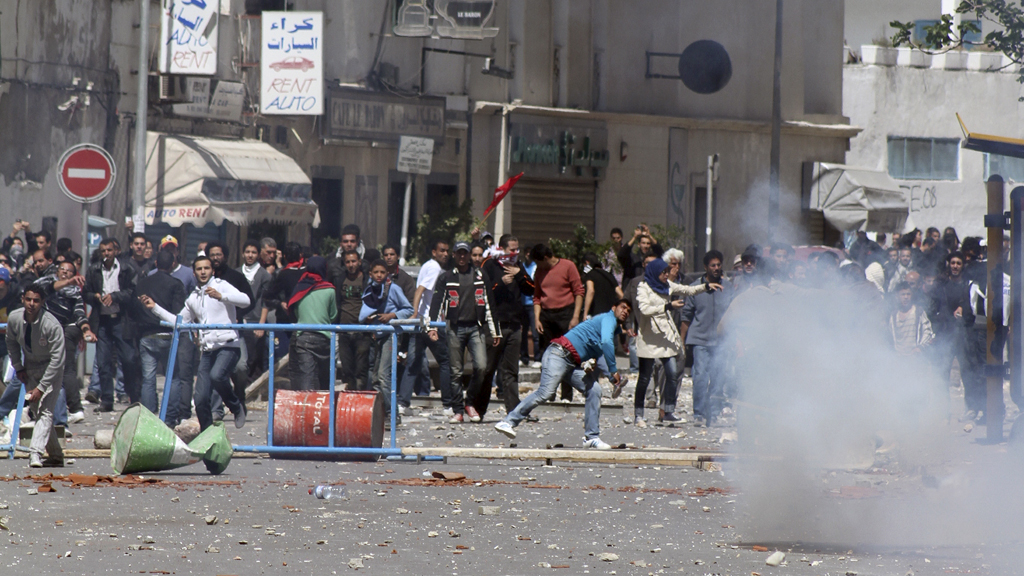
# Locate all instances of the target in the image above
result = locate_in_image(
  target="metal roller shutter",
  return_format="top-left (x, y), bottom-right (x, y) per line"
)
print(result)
top-left (510, 179), bottom-right (596, 248)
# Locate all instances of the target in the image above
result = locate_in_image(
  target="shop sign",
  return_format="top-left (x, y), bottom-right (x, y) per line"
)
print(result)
top-left (261, 11), bottom-right (323, 115)
top-left (324, 88), bottom-right (446, 143)
top-left (173, 79), bottom-right (244, 121)
top-left (159, 0), bottom-right (220, 75)
top-left (509, 116), bottom-right (609, 179)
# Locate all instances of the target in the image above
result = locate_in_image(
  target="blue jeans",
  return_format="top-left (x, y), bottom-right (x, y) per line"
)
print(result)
top-left (372, 337), bottom-right (395, 416)
top-left (95, 316), bottom-right (140, 407)
top-left (691, 345), bottom-right (723, 420)
top-left (0, 377), bottom-right (67, 426)
top-left (504, 344), bottom-right (603, 440)
top-left (400, 332), bottom-right (452, 409)
top-left (164, 335), bottom-right (197, 426)
top-left (139, 335), bottom-right (172, 414)
top-left (636, 355), bottom-right (681, 417)
top-left (449, 325), bottom-right (486, 412)
top-left (89, 351), bottom-right (125, 398)
top-left (195, 346), bottom-right (243, 431)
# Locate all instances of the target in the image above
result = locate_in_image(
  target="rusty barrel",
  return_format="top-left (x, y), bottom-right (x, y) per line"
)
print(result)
top-left (272, 390), bottom-right (384, 460)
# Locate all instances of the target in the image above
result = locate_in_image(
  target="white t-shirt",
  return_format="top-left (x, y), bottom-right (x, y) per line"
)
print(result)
top-left (416, 259), bottom-right (443, 318)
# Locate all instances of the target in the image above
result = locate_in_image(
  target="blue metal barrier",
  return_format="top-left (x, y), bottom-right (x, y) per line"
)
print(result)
top-left (0, 323), bottom-right (27, 459)
top-left (159, 317), bottom-right (446, 460)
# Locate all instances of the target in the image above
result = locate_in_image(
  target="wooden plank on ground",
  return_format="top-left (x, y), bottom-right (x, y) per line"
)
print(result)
top-left (401, 446), bottom-right (725, 467)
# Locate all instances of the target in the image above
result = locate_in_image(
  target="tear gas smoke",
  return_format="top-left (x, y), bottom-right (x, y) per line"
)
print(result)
top-left (721, 278), bottom-right (1024, 554)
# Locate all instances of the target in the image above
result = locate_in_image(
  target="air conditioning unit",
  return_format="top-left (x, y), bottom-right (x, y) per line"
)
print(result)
top-left (158, 75), bottom-right (190, 102)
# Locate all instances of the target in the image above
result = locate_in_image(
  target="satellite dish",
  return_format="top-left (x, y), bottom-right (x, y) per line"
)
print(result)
top-left (678, 40), bottom-right (732, 94)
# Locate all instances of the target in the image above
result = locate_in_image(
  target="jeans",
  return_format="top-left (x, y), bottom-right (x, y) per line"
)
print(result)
top-left (520, 306), bottom-right (540, 362)
top-left (401, 332), bottom-right (452, 409)
top-left (61, 326), bottom-right (83, 414)
top-left (691, 345), bottom-right (724, 420)
top-left (164, 336), bottom-right (197, 426)
top-left (449, 325), bottom-right (486, 414)
top-left (95, 316), bottom-right (141, 407)
top-left (505, 344), bottom-right (603, 440)
top-left (292, 332), bottom-right (332, 391)
top-left (195, 346), bottom-right (243, 431)
top-left (338, 332), bottom-right (372, 391)
top-left (139, 335), bottom-right (172, 414)
top-left (961, 326), bottom-right (988, 414)
top-left (88, 350), bottom-right (124, 399)
top-left (635, 355), bottom-right (681, 417)
top-left (478, 324), bottom-right (522, 415)
top-left (539, 305), bottom-right (576, 400)
top-left (372, 336), bottom-right (396, 416)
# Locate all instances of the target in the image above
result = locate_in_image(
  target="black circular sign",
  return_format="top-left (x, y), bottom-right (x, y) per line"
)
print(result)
top-left (678, 40), bottom-right (732, 94)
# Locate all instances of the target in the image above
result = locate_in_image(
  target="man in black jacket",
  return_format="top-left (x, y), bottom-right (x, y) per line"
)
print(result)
top-left (83, 237), bottom-right (141, 412)
top-left (34, 259), bottom-right (96, 424)
top-left (428, 241), bottom-right (500, 423)
top-left (133, 251), bottom-right (187, 415)
top-left (262, 242), bottom-right (306, 386)
top-left (328, 249), bottom-right (371, 390)
top-left (476, 234), bottom-right (534, 417)
top-left (124, 232), bottom-right (154, 277)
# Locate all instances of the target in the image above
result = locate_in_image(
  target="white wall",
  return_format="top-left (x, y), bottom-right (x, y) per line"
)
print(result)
top-left (844, 63), bottom-right (1024, 238)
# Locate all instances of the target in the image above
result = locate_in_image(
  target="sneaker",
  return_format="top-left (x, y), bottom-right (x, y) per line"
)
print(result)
top-left (42, 457), bottom-right (66, 467)
top-left (29, 453), bottom-right (43, 468)
top-left (529, 361), bottom-right (541, 368)
top-left (692, 416), bottom-right (705, 428)
top-left (584, 437), bottom-right (611, 450)
top-left (397, 405), bottom-right (406, 416)
top-left (659, 412), bottom-right (683, 423)
top-left (116, 394), bottom-right (130, 405)
top-left (448, 413), bottom-right (464, 424)
top-left (234, 405), bottom-right (247, 429)
top-left (67, 411), bottom-right (86, 424)
top-left (634, 417), bottom-right (647, 428)
top-left (84, 391), bottom-right (100, 404)
top-left (494, 420), bottom-right (516, 439)
top-left (442, 407), bottom-right (455, 419)
top-left (465, 406), bottom-right (482, 423)
top-left (93, 405), bottom-right (114, 413)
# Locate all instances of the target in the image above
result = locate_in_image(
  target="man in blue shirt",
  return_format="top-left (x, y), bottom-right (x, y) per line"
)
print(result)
top-left (495, 299), bottom-right (631, 449)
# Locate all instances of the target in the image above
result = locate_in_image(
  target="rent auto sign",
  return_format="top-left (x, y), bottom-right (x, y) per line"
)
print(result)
top-left (261, 11), bottom-right (323, 115)
top-left (158, 0), bottom-right (220, 75)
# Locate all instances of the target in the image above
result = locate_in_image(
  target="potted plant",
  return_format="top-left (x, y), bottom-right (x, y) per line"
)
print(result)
top-left (861, 38), bottom-right (896, 66)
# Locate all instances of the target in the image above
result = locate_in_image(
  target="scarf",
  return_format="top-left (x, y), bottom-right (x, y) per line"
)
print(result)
top-left (362, 279), bottom-right (391, 312)
top-left (644, 258), bottom-right (670, 296)
top-left (284, 258), bottom-right (305, 271)
top-left (241, 262), bottom-right (261, 283)
top-left (287, 256), bottom-right (332, 310)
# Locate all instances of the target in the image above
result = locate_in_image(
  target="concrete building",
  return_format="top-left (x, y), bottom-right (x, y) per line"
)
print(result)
top-left (844, 0), bottom-right (1024, 240)
top-left (1, 0), bottom-right (858, 269)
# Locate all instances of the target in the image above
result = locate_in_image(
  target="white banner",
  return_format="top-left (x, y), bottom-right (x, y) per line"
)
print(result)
top-left (158, 0), bottom-right (220, 75)
top-left (261, 11), bottom-right (323, 115)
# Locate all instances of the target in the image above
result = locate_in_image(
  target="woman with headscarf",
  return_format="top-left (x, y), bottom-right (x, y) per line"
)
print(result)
top-left (288, 255), bottom-right (337, 391)
top-left (632, 259), bottom-right (721, 425)
top-left (360, 259), bottom-right (414, 426)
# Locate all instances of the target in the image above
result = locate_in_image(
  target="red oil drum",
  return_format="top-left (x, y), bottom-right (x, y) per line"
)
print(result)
top-left (272, 390), bottom-right (384, 460)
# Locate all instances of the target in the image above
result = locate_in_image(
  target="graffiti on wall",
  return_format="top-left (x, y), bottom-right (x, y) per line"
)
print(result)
top-left (899, 184), bottom-right (938, 212)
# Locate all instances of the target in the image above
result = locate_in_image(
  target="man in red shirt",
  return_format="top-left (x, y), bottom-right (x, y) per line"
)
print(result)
top-left (530, 244), bottom-right (585, 401)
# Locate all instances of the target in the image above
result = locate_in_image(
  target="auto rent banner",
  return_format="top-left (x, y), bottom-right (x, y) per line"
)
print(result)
top-left (261, 11), bottom-right (323, 115)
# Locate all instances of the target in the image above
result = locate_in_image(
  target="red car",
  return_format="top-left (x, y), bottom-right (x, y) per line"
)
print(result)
top-left (269, 56), bottom-right (314, 72)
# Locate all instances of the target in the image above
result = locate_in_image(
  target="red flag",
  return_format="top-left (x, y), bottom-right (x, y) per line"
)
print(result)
top-left (483, 172), bottom-right (524, 219)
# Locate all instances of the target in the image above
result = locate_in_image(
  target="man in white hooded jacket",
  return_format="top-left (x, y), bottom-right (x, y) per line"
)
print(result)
top-left (141, 256), bottom-right (249, 431)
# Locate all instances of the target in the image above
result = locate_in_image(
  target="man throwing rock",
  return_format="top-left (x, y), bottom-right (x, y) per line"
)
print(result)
top-left (494, 299), bottom-right (632, 449)
top-left (6, 284), bottom-right (66, 467)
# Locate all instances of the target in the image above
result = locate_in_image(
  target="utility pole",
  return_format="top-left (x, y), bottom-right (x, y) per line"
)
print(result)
top-left (132, 0), bottom-right (150, 229)
top-left (768, 0), bottom-right (783, 239)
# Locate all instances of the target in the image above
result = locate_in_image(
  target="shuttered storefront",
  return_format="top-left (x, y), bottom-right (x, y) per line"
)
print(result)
top-left (510, 179), bottom-right (597, 249)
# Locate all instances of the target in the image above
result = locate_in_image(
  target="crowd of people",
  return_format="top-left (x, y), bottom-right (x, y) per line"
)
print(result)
top-left (0, 217), bottom-right (999, 467)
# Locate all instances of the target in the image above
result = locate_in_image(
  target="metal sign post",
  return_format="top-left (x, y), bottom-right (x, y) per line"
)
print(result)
top-left (396, 136), bottom-right (434, 264)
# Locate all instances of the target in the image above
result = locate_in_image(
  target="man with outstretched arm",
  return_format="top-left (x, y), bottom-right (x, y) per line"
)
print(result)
top-left (494, 299), bottom-right (632, 449)
top-left (141, 256), bottom-right (249, 431)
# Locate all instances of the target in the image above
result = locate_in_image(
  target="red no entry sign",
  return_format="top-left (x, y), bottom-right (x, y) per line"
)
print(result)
top-left (57, 144), bottom-right (116, 203)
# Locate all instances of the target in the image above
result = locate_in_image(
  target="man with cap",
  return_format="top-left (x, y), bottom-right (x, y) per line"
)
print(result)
top-left (427, 241), bottom-right (499, 423)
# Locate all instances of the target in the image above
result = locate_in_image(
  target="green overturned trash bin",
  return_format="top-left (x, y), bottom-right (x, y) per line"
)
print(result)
top-left (110, 404), bottom-right (233, 475)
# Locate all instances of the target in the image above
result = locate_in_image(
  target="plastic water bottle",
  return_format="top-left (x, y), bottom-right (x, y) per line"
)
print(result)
top-left (310, 485), bottom-right (346, 500)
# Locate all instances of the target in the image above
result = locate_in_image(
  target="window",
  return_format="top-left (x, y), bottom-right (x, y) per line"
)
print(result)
top-left (984, 153), bottom-right (1024, 182)
top-left (913, 20), bottom-right (982, 47)
top-left (887, 137), bottom-right (960, 180)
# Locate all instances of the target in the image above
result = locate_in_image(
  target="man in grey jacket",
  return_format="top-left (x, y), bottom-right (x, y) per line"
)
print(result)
top-left (6, 284), bottom-right (66, 467)
top-left (679, 250), bottom-right (733, 427)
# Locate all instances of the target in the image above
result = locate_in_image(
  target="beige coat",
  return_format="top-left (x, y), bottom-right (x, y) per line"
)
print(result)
top-left (635, 280), bottom-right (706, 358)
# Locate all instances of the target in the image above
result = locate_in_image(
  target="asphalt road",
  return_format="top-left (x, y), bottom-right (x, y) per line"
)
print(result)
top-left (1, 379), bottom-right (1021, 575)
